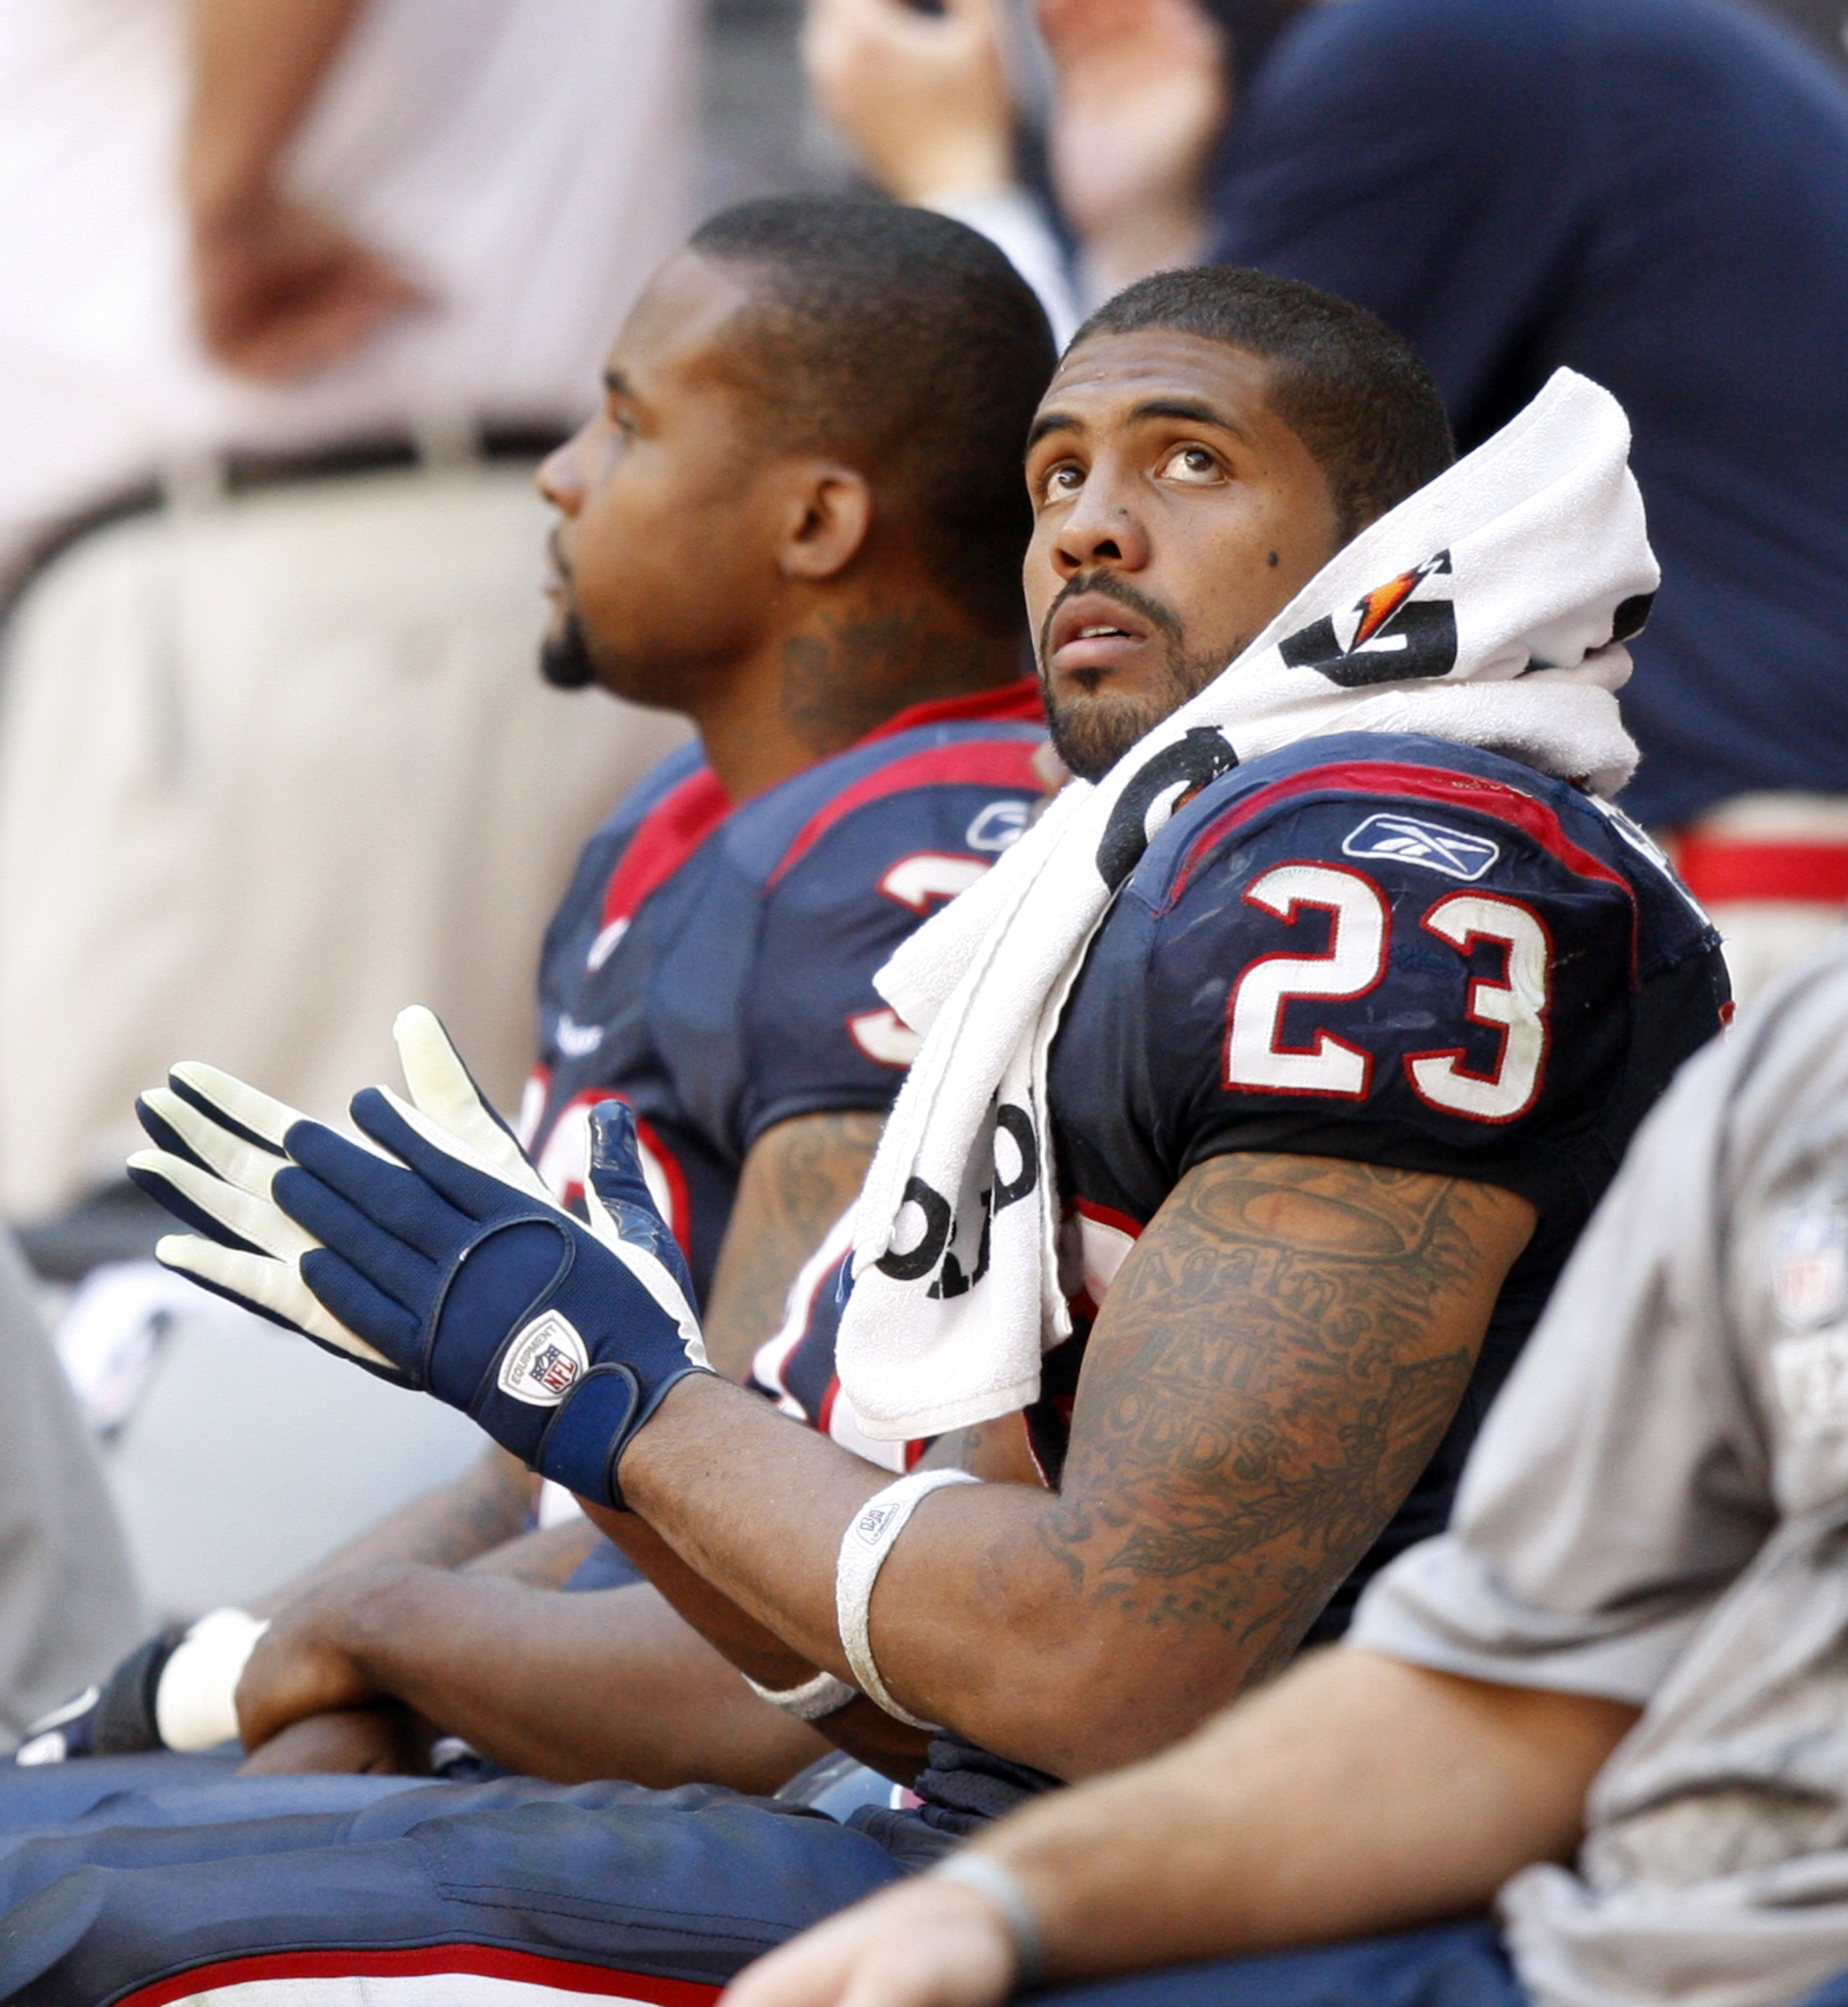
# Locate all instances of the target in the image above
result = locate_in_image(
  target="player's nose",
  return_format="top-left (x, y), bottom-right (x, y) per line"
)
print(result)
top-left (1052, 480), bottom-right (1150, 577)
top-left (536, 425), bottom-right (591, 515)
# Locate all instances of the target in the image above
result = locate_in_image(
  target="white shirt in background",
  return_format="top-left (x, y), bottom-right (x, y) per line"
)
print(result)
top-left (0, 0), bottom-right (700, 569)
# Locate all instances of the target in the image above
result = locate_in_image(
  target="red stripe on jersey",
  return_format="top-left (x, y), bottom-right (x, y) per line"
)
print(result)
top-left (769, 741), bottom-right (1044, 887)
top-left (599, 769), bottom-right (733, 931)
top-left (861, 678), bottom-right (1045, 741)
top-left (118, 1945), bottom-right (720, 2007)
top-left (1168, 762), bottom-right (1635, 909)
top-left (595, 684), bottom-right (1039, 931)
top-left (1072, 1196), bottom-right (1145, 1241)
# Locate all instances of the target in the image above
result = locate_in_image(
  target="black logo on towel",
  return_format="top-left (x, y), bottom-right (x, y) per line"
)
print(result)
top-left (1096, 727), bottom-right (1239, 890)
top-left (875, 1105), bottom-right (1039, 1300)
top-left (1279, 551), bottom-right (1457, 687)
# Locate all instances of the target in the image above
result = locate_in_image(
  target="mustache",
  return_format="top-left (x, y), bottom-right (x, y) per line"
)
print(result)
top-left (1037, 572), bottom-right (1185, 669)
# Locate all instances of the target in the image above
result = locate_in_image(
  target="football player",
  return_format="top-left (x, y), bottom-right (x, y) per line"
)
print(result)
top-left (2, 270), bottom-right (1728, 2002)
top-left (7, 195), bottom-right (1052, 1803)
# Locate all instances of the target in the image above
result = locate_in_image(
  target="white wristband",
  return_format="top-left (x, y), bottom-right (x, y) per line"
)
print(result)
top-left (930, 1853), bottom-right (1047, 1990)
top-left (741, 1668), bottom-right (860, 1721)
top-left (153, 1607), bottom-right (270, 1753)
top-left (835, 1469), bottom-right (980, 1731)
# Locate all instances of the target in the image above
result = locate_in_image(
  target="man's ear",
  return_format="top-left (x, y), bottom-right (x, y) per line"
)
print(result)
top-left (775, 462), bottom-right (874, 583)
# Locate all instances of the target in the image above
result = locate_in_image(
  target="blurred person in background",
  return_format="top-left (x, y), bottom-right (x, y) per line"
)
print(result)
top-left (807, 0), bottom-right (1848, 1007)
top-left (0, 0), bottom-right (699, 1249)
top-left (0, 1231), bottom-right (139, 1751)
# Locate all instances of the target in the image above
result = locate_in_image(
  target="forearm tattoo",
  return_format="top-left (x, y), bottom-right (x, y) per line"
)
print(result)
top-left (1043, 1153), bottom-right (1510, 1676)
top-left (701, 1109), bottom-right (885, 1381)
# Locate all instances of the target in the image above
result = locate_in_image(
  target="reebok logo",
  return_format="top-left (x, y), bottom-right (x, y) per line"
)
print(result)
top-left (497, 1310), bottom-right (589, 1407)
top-left (554, 1015), bottom-right (605, 1059)
top-left (966, 799), bottom-right (1029, 853)
top-left (1342, 812), bottom-right (1500, 882)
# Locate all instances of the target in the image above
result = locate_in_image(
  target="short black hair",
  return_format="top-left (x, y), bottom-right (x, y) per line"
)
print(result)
top-left (689, 197), bottom-right (1055, 635)
top-left (1071, 268), bottom-right (1455, 541)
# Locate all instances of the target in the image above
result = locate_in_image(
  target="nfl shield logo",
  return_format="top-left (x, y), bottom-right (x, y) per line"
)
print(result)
top-left (497, 1310), bottom-right (590, 1407)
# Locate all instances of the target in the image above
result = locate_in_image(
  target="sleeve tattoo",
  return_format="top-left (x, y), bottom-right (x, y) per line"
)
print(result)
top-left (700, 1109), bottom-right (885, 1380)
top-left (1043, 1152), bottom-right (1525, 1678)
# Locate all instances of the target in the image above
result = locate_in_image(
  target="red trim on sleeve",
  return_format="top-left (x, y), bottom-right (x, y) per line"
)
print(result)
top-left (116, 1945), bottom-right (722, 2007)
top-left (1169, 761), bottom-right (1635, 909)
top-left (1071, 1196), bottom-right (1145, 1241)
top-left (599, 769), bottom-right (734, 931)
top-left (769, 741), bottom-right (1045, 887)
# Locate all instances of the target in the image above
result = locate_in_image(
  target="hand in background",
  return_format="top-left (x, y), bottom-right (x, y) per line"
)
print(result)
top-left (236, 1705), bottom-right (427, 1776)
top-left (190, 191), bottom-right (427, 381)
top-left (724, 1874), bottom-right (1017, 2007)
top-left (233, 1568), bottom-right (393, 1755)
top-left (803, 0), bottom-right (1015, 205)
top-left (1037, 0), bottom-right (1227, 291)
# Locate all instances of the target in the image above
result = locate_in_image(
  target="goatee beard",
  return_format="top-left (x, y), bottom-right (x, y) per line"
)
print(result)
top-left (1043, 646), bottom-right (1225, 782)
top-left (538, 611), bottom-right (598, 690)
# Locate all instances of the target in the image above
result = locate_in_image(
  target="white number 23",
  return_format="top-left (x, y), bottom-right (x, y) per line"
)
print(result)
top-left (1225, 862), bottom-right (1550, 1123)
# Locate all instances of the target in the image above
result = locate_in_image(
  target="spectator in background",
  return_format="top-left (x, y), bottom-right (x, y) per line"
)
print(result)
top-left (807, 0), bottom-right (1848, 1005)
top-left (0, 0), bottom-right (698, 1238)
top-left (0, 1232), bottom-right (139, 1749)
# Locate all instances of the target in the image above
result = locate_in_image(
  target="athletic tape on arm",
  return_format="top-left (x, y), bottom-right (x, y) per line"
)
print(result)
top-left (834, 1468), bottom-right (980, 1731)
top-left (153, 1607), bottom-right (270, 1752)
top-left (741, 1668), bottom-right (860, 1721)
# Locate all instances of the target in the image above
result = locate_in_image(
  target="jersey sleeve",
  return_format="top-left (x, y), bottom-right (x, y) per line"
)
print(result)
top-left (1121, 787), bottom-right (1645, 1212)
top-left (736, 757), bottom-right (1041, 1151)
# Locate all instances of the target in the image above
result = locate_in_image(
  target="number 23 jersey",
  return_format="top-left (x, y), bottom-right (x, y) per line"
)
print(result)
top-left (1043, 729), bottom-right (1731, 1630)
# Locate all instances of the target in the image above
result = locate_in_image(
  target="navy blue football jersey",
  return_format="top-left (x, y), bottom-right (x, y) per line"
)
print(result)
top-left (516, 683), bottom-right (1045, 1305)
top-left (761, 730), bottom-right (1729, 1839)
top-left (1035, 731), bottom-right (1728, 1629)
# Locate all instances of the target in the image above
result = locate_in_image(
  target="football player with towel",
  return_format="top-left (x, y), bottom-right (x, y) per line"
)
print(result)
top-left (5, 269), bottom-right (1726, 2003)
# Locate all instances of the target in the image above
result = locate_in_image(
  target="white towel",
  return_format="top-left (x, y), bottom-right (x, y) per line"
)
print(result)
top-left (836, 368), bottom-right (1657, 1442)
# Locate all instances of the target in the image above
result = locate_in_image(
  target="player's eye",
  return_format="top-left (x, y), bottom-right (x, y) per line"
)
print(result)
top-left (1037, 461), bottom-right (1084, 505)
top-left (1157, 444), bottom-right (1224, 486)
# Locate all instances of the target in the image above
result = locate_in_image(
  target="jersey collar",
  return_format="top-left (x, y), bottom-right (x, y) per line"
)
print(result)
top-left (860, 678), bottom-right (1045, 743)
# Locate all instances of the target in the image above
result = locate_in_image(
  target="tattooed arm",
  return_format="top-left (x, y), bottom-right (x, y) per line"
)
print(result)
top-left (702, 1109), bottom-right (885, 1379)
top-left (1034, 1153), bottom-right (1526, 1687)
top-left (611, 1151), bottom-right (1534, 1778)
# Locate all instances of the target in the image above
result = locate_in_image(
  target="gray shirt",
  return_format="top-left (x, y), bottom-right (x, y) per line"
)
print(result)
top-left (1354, 929), bottom-right (1848, 2007)
top-left (0, 1231), bottom-right (140, 1745)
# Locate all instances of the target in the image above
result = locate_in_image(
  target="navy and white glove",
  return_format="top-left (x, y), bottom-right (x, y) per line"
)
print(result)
top-left (13, 1608), bottom-right (268, 1764)
top-left (128, 1008), bottom-right (712, 1508)
top-left (13, 1632), bottom-right (177, 1764)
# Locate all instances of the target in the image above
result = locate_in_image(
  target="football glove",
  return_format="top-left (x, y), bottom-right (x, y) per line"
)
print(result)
top-left (128, 1010), bottom-right (711, 1508)
top-left (12, 1607), bottom-right (266, 1764)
